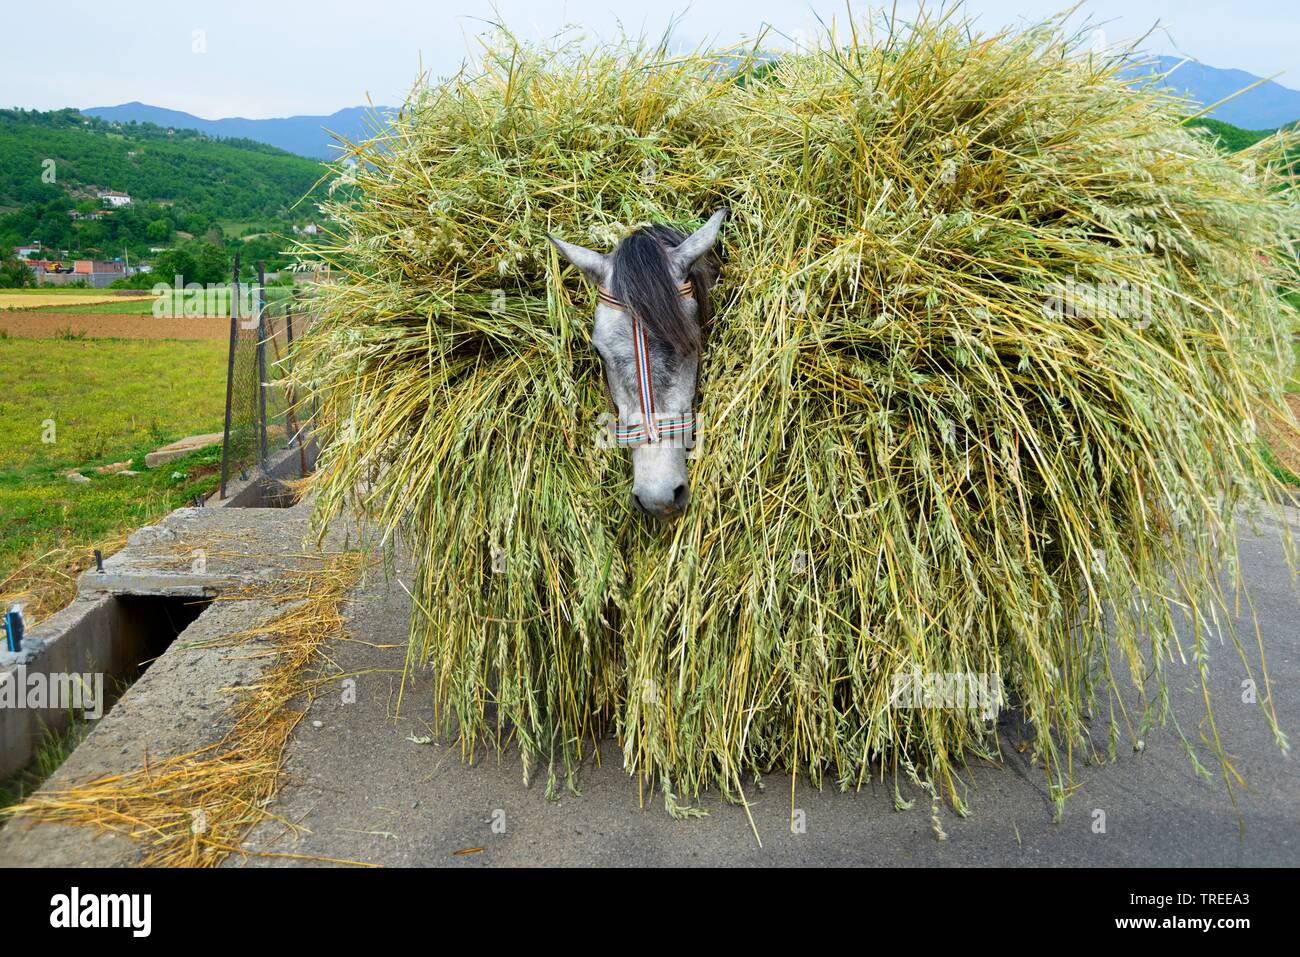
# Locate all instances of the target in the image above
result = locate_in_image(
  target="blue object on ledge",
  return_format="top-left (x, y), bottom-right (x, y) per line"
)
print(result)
top-left (3, 605), bottom-right (24, 653)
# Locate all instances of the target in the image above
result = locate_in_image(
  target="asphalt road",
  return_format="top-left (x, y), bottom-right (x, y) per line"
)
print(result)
top-left (2, 502), bottom-right (1294, 867)
top-left (233, 508), bottom-right (1300, 867)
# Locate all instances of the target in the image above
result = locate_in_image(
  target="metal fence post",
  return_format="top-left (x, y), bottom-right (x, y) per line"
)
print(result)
top-left (282, 305), bottom-right (310, 475)
top-left (219, 251), bottom-right (241, 499)
top-left (256, 261), bottom-right (270, 471)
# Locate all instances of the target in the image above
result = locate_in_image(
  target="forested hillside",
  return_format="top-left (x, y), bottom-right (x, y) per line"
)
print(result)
top-left (0, 109), bottom-right (328, 267)
top-left (1185, 117), bottom-right (1278, 152)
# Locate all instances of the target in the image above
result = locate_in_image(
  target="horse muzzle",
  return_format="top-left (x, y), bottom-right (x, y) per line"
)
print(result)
top-left (632, 482), bottom-right (690, 521)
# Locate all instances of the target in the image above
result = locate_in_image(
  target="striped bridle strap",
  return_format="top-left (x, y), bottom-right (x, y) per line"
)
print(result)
top-left (596, 280), bottom-right (694, 312)
top-left (615, 412), bottom-right (695, 446)
top-left (596, 280), bottom-right (695, 446)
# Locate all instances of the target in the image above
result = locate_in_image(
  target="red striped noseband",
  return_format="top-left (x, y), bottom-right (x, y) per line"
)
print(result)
top-left (597, 280), bottom-right (696, 446)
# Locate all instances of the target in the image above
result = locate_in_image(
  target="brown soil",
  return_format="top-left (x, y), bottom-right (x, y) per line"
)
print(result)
top-left (1260, 394), bottom-right (1300, 480)
top-left (0, 311), bottom-right (231, 340)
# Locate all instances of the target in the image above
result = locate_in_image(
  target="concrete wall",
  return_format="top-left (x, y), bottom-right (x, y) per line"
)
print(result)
top-left (2, 596), bottom-right (121, 779)
top-left (1, 593), bottom-right (214, 778)
top-left (212, 441), bottom-right (316, 507)
top-left (36, 271), bottom-right (121, 288)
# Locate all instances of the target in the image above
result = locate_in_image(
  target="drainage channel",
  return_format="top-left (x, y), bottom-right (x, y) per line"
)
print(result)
top-left (1, 592), bottom-right (214, 789)
top-left (215, 474), bottom-right (298, 508)
top-left (113, 594), bottom-right (215, 676)
top-left (215, 442), bottom-right (317, 509)
top-left (2, 445), bottom-right (316, 804)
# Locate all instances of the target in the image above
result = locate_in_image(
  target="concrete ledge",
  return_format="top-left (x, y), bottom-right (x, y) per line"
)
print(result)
top-left (1, 596), bottom-right (116, 779)
top-left (7, 503), bottom-right (316, 785)
top-left (210, 442), bottom-right (316, 508)
top-left (1, 502), bottom-right (336, 865)
top-left (0, 591), bottom-right (206, 780)
top-left (0, 596), bottom-right (287, 867)
top-left (144, 432), bottom-right (224, 469)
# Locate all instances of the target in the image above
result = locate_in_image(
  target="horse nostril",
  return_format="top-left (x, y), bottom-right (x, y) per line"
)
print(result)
top-left (633, 493), bottom-right (647, 514)
top-left (672, 484), bottom-right (688, 507)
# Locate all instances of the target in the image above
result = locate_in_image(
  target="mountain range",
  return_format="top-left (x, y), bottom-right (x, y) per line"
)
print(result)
top-left (1121, 56), bottom-right (1300, 130)
top-left (81, 55), bottom-right (1300, 161)
top-left (82, 102), bottom-right (393, 160)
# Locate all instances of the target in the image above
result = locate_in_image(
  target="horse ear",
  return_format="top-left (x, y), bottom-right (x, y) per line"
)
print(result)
top-left (547, 234), bottom-right (610, 286)
top-left (669, 209), bottom-right (728, 271)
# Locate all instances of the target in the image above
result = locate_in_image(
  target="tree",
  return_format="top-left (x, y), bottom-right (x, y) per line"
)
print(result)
top-left (193, 242), bottom-right (230, 284)
top-left (0, 256), bottom-right (36, 287)
top-left (0, 107), bottom-right (330, 268)
top-left (151, 247), bottom-right (197, 286)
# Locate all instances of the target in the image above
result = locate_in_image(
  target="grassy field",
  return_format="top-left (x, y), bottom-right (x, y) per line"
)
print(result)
top-left (0, 337), bottom-right (230, 620)
top-left (217, 219), bottom-right (275, 236)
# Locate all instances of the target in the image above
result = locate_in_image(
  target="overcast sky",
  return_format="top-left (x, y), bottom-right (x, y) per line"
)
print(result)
top-left (2, 1), bottom-right (1296, 118)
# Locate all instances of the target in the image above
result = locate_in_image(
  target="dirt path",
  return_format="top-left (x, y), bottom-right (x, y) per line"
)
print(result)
top-left (1260, 394), bottom-right (1300, 478)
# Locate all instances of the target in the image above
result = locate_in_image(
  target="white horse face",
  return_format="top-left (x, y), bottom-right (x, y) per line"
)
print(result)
top-left (549, 210), bottom-right (726, 520)
top-left (590, 299), bottom-right (699, 518)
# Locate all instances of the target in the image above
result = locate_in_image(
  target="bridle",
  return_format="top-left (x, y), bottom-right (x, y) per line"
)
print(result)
top-left (597, 279), bottom-right (697, 447)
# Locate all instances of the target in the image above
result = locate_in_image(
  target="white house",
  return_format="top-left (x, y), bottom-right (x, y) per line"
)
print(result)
top-left (97, 190), bottom-right (132, 207)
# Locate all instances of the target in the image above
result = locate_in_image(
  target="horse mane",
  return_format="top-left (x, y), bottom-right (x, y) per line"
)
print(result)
top-left (610, 223), bottom-right (721, 357)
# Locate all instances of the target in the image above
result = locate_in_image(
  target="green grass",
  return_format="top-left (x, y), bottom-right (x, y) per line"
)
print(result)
top-left (0, 337), bottom-right (229, 585)
top-left (29, 295), bottom-right (197, 316)
top-left (21, 297), bottom-right (160, 316)
top-left (217, 219), bottom-right (271, 236)
top-left (0, 714), bottom-right (92, 811)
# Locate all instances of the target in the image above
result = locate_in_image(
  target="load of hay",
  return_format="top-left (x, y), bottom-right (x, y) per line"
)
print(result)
top-left (291, 11), bottom-right (1298, 813)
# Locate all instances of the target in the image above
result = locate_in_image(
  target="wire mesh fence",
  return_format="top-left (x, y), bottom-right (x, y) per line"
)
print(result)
top-left (218, 254), bottom-right (314, 498)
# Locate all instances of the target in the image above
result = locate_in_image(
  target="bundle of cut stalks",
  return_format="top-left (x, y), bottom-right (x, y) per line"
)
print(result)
top-left (292, 10), bottom-right (1299, 813)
